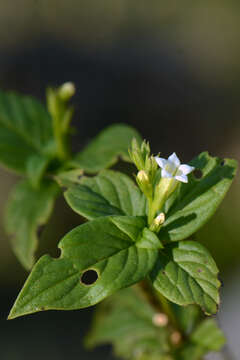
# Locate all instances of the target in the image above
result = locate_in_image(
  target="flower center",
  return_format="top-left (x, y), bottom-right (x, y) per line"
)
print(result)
top-left (165, 162), bottom-right (178, 176)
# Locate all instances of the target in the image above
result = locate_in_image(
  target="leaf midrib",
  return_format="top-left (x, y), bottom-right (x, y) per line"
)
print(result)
top-left (18, 244), bottom-right (139, 311)
top-left (157, 246), bottom-right (218, 305)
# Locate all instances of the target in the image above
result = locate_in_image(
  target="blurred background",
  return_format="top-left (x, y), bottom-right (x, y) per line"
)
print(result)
top-left (0, 1), bottom-right (240, 359)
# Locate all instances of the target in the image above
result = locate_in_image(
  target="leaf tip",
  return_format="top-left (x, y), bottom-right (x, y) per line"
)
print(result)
top-left (7, 307), bottom-right (20, 320)
top-left (7, 303), bottom-right (39, 320)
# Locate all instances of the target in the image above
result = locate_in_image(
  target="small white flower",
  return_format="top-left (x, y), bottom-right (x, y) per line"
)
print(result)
top-left (155, 152), bottom-right (194, 183)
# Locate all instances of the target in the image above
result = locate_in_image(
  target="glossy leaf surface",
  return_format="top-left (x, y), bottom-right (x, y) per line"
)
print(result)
top-left (150, 241), bottom-right (220, 315)
top-left (72, 124), bottom-right (142, 173)
top-left (159, 152), bottom-right (237, 242)
top-left (9, 216), bottom-right (159, 319)
top-left (65, 170), bottom-right (146, 220)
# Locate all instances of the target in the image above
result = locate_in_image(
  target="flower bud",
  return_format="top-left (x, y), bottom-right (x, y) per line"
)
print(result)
top-left (140, 140), bottom-right (150, 159)
top-left (59, 82), bottom-right (75, 100)
top-left (152, 177), bottom-right (179, 215)
top-left (152, 313), bottom-right (168, 327)
top-left (145, 155), bottom-right (158, 181)
top-left (155, 213), bottom-right (165, 225)
top-left (129, 138), bottom-right (145, 170)
top-left (170, 331), bottom-right (182, 346)
top-left (137, 170), bottom-right (149, 183)
top-left (136, 170), bottom-right (152, 198)
top-left (150, 212), bottom-right (165, 233)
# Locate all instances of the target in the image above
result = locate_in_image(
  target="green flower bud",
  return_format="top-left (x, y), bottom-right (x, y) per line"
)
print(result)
top-left (140, 140), bottom-right (150, 160)
top-left (145, 155), bottom-right (158, 181)
top-left (136, 170), bottom-right (152, 198)
top-left (58, 82), bottom-right (75, 101)
top-left (150, 213), bottom-right (165, 233)
top-left (157, 177), bottom-right (178, 202)
top-left (137, 170), bottom-right (149, 183)
top-left (129, 138), bottom-right (145, 170)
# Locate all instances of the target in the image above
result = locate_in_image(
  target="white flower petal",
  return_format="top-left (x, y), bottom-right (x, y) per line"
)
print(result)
top-left (178, 164), bottom-right (195, 175)
top-left (168, 152), bottom-right (180, 168)
top-left (161, 169), bottom-right (173, 178)
top-left (175, 174), bottom-right (188, 183)
top-left (155, 156), bottom-right (167, 169)
top-left (176, 168), bottom-right (183, 177)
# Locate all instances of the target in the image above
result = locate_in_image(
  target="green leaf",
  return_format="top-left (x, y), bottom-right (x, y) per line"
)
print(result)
top-left (64, 170), bottom-right (146, 219)
top-left (150, 241), bottom-right (221, 315)
top-left (71, 124), bottom-right (142, 173)
top-left (26, 153), bottom-right (50, 188)
top-left (178, 344), bottom-right (206, 360)
top-left (85, 287), bottom-right (171, 360)
top-left (178, 319), bottom-right (225, 359)
top-left (5, 179), bottom-right (59, 270)
top-left (8, 216), bottom-right (158, 319)
top-left (159, 152), bottom-right (237, 242)
top-left (55, 169), bottom-right (84, 187)
top-left (137, 228), bottom-right (164, 249)
top-left (190, 318), bottom-right (226, 351)
top-left (0, 90), bottom-right (55, 174)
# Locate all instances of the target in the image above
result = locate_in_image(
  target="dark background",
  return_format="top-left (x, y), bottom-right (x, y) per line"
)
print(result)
top-left (0, 1), bottom-right (240, 359)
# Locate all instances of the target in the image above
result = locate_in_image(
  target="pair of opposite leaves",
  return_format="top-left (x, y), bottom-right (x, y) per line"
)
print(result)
top-left (9, 151), bottom-right (237, 319)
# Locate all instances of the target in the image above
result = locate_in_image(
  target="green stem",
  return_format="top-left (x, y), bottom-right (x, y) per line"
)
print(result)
top-left (147, 198), bottom-right (154, 225)
top-left (47, 88), bottom-right (70, 161)
top-left (53, 114), bottom-right (69, 161)
top-left (155, 291), bottom-right (179, 331)
top-left (137, 280), bottom-right (182, 335)
top-left (147, 179), bottom-right (169, 226)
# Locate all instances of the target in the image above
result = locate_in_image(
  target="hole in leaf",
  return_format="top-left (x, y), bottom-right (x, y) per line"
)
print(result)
top-left (220, 160), bottom-right (225, 166)
top-left (81, 269), bottom-right (98, 285)
top-left (193, 169), bottom-right (203, 179)
top-left (55, 247), bottom-right (61, 258)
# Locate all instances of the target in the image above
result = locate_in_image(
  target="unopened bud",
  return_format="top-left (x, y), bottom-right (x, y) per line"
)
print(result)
top-left (152, 313), bottom-right (168, 327)
top-left (170, 331), bottom-right (182, 346)
top-left (140, 140), bottom-right (150, 158)
top-left (150, 177), bottom-right (179, 220)
top-left (136, 170), bottom-right (152, 198)
top-left (150, 213), bottom-right (165, 232)
top-left (129, 139), bottom-right (145, 170)
top-left (137, 170), bottom-right (149, 183)
top-left (59, 82), bottom-right (75, 100)
top-left (155, 213), bottom-right (165, 225)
